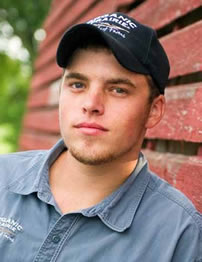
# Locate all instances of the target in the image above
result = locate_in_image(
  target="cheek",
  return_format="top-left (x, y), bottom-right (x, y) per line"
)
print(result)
top-left (59, 98), bottom-right (65, 122)
top-left (110, 109), bottom-right (135, 137)
top-left (112, 104), bottom-right (148, 134)
top-left (59, 96), bottom-right (71, 127)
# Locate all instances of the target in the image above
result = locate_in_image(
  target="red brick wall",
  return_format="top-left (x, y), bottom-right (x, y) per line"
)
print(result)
top-left (20, 0), bottom-right (202, 212)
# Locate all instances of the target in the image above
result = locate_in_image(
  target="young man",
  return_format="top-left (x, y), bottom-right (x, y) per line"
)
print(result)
top-left (0, 12), bottom-right (201, 262)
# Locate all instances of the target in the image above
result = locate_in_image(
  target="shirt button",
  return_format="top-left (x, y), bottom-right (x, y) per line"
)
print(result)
top-left (52, 235), bottom-right (61, 243)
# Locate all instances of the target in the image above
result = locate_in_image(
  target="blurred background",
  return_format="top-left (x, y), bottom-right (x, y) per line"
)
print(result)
top-left (0, 0), bottom-right (51, 153)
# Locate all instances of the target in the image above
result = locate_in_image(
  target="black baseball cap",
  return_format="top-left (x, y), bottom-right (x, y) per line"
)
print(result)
top-left (56, 12), bottom-right (170, 94)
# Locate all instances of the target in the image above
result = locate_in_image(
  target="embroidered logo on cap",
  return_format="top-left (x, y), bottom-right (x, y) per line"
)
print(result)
top-left (0, 217), bottom-right (23, 243)
top-left (87, 13), bottom-right (137, 38)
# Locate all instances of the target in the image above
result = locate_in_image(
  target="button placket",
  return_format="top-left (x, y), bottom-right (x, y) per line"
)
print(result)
top-left (33, 214), bottom-right (80, 262)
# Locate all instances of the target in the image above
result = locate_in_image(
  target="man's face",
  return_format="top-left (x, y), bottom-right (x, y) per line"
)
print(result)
top-left (59, 48), bottom-right (163, 165)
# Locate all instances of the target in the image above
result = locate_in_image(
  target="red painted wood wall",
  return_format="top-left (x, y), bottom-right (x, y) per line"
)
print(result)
top-left (20, 0), bottom-right (202, 212)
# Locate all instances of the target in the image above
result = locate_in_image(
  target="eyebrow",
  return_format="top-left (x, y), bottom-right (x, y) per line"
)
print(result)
top-left (106, 78), bottom-right (136, 88)
top-left (64, 72), bottom-right (88, 82)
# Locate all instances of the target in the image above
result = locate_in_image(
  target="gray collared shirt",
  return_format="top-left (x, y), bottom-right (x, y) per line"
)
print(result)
top-left (0, 139), bottom-right (201, 262)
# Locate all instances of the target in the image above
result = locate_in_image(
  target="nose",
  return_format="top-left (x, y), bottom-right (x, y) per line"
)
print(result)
top-left (82, 87), bottom-right (104, 116)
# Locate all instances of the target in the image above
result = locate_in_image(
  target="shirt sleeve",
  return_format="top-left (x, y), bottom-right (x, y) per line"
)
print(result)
top-left (171, 214), bottom-right (202, 262)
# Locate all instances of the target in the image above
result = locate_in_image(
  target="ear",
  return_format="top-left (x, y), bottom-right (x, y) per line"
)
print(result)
top-left (145, 95), bottom-right (165, 129)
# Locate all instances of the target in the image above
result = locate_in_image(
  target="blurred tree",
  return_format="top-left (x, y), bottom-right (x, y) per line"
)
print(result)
top-left (0, 0), bottom-right (52, 152)
top-left (0, 0), bottom-right (52, 63)
top-left (0, 53), bottom-right (30, 152)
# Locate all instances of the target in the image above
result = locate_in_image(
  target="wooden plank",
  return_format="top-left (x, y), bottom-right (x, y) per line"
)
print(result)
top-left (143, 149), bottom-right (202, 213)
top-left (27, 88), bottom-right (50, 108)
top-left (31, 64), bottom-right (62, 90)
top-left (32, 16), bottom-right (202, 89)
top-left (116, 0), bottom-right (135, 5)
top-left (161, 20), bottom-right (202, 78)
top-left (75, 0), bottom-right (116, 22)
top-left (35, 0), bottom-right (116, 72)
top-left (43, 0), bottom-right (74, 30)
top-left (19, 131), bottom-right (60, 150)
top-left (146, 83), bottom-right (202, 142)
top-left (129, 0), bottom-right (202, 30)
top-left (28, 80), bottom-right (60, 108)
top-left (50, 0), bottom-right (69, 12)
top-left (38, 0), bottom-right (97, 54)
top-left (23, 109), bottom-right (60, 133)
top-left (198, 146), bottom-right (202, 156)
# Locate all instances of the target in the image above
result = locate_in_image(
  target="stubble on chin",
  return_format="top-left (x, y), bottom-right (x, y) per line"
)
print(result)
top-left (67, 139), bottom-right (136, 166)
top-left (68, 146), bottom-right (115, 165)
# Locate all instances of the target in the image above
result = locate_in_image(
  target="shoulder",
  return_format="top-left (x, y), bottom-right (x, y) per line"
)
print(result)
top-left (143, 170), bottom-right (202, 260)
top-left (0, 150), bottom-right (47, 190)
top-left (146, 171), bottom-right (202, 229)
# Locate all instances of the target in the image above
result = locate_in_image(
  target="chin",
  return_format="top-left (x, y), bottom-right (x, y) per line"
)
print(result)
top-left (68, 145), bottom-right (115, 165)
top-left (68, 140), bottom-right (136, 166)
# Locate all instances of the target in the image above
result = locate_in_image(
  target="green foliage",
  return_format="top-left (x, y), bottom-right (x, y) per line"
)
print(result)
top-left (0, 1), bottom-right (52, 153)
top-left (0, 0), bottom-right (52, 63)
top-left (0, 53), bottom-right (30, 152)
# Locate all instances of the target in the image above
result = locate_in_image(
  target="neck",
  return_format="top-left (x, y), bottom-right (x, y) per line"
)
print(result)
top-left (49, 150), bottom-right (138, 213)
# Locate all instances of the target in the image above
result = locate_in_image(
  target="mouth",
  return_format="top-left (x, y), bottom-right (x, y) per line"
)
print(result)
top-left (74, 122), bottom-right (108, 135)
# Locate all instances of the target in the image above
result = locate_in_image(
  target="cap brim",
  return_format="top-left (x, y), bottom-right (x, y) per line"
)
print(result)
top-left (56, 24), bottom-right (149, 75)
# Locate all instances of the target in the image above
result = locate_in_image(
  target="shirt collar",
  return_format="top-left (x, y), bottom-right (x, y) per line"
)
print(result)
top-left (8, 139), bottom-right (150, 232)
top-left (80, 153), bottom-right (150, 232)
top-left (8, 139), bottom-right (66, 196)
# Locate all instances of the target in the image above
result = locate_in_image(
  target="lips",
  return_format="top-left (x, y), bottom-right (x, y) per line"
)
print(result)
top-left (74, 122), bottom-right (108, 131)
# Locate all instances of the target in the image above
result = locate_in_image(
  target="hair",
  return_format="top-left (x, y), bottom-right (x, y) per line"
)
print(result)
top-left (65, 32), bottom-right (161, 103)
top-left (146, 76), bottom-right (161, 104)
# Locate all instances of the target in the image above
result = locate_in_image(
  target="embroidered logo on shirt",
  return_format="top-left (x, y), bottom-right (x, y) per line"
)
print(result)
top-left (0, 217), bottom-right (23, 242)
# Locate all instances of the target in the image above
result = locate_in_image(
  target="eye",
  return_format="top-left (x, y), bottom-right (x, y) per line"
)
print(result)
top-left (115, 88), bottom-right (126, 93)
top-left (64, 81), bottom-right (85, 93)
top-left (111, 87), bottom-right (128, 95)
top-left (71, 82), bottom-right (84, 89)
